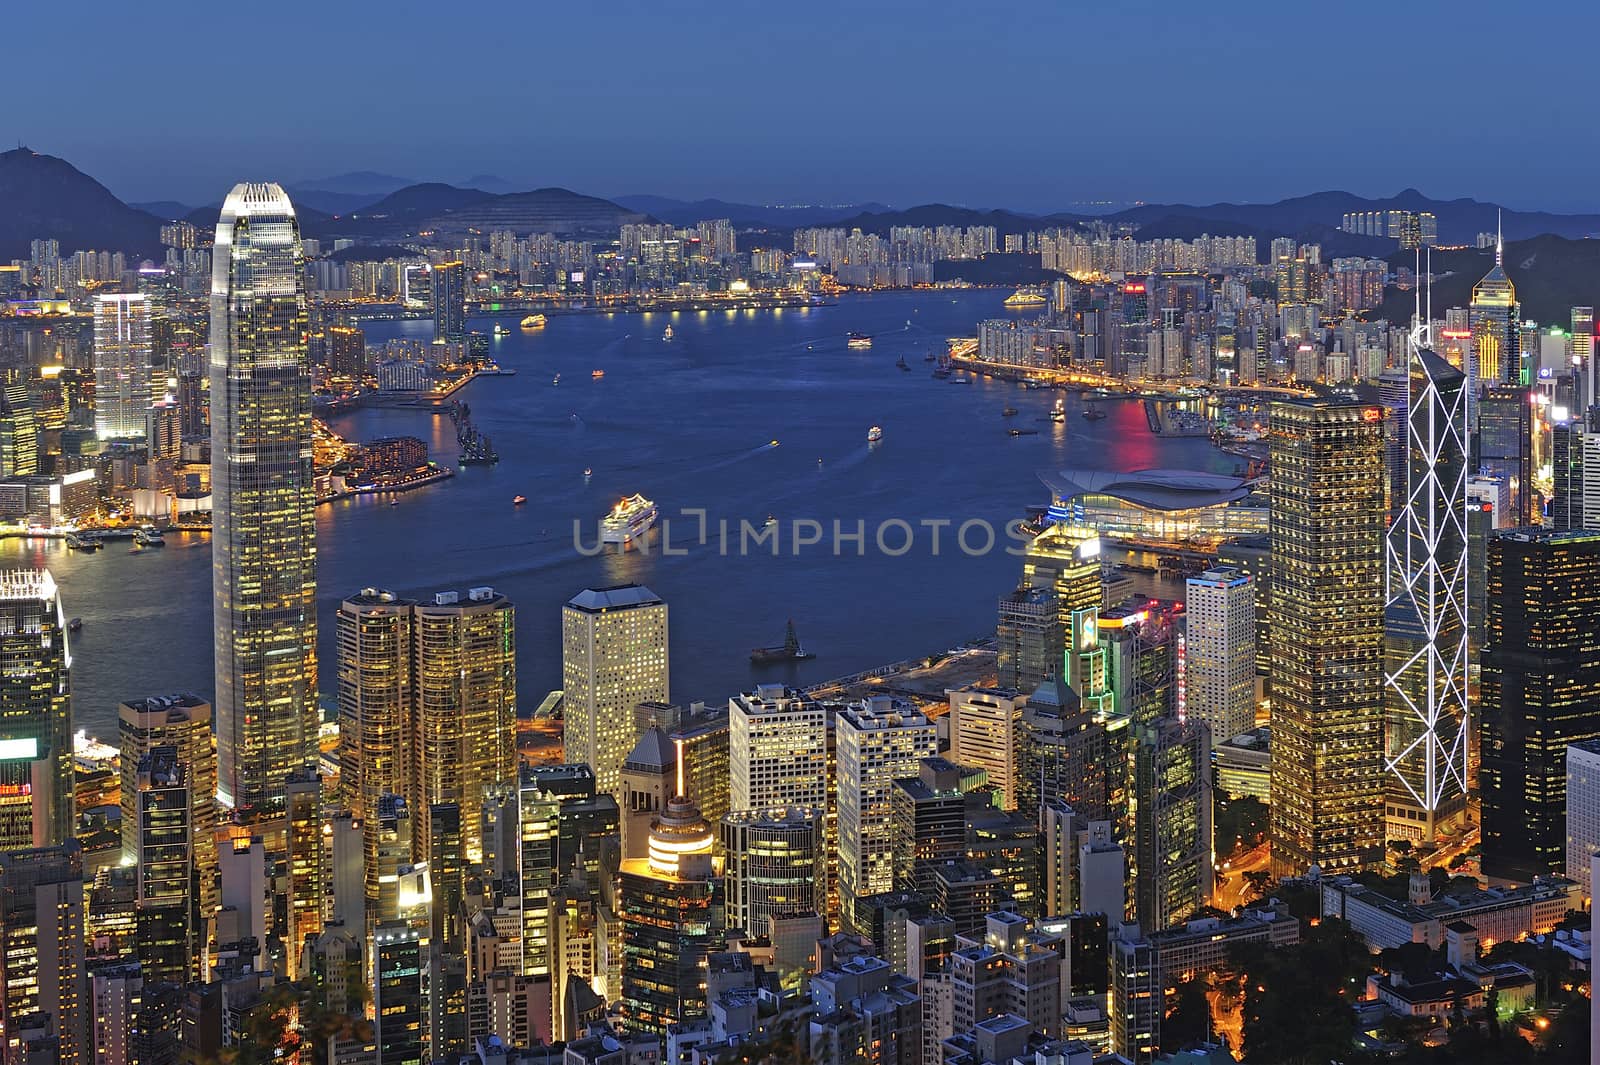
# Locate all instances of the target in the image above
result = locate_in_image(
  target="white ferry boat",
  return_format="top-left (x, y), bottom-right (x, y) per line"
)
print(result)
top-left (1004, 286), bottom-right (1049, 307)
top-left (866, 425), bottom-right (884, 443)
top-left (601, 494), bottom-right (658, 547)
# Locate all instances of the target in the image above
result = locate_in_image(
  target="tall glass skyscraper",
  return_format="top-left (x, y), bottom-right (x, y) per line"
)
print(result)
top-left (210, 183), bottom-right (318, 815)
top-left (1383, 335), bottom-right (1471, 842)
top-left (0, 570), bottom-right (73, 849)
top-left (1268, 399), bottom-right (1386, 877)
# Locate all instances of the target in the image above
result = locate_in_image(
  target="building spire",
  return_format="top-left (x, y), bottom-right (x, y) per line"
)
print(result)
top-left (1496, 208), bottom-right (1503, 268)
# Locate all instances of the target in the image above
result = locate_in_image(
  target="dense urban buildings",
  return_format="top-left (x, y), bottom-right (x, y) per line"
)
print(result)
top-left (209, 182), bottom-right (318, 815)
top-left (90, 293), bottom-right (152, 441)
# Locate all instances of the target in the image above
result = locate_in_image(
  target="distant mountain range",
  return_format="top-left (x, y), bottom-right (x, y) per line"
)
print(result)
top-left (8, 146), bottom-right (1600, 270)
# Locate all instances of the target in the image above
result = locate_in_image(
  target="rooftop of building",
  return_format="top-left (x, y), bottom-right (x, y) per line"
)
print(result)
top-left (1496, 527), bottom-right (1600, 545)
top-left (1323, 874), bottom-right (1580, 924)
top-left (565, 583), bottom-right (663, 612)
top-left (622, 726), bottom-right (675, 772)
top-left (1041, 467), bottom-right (1254, 512)
top-left (119, 693), bottom-right (208, 714)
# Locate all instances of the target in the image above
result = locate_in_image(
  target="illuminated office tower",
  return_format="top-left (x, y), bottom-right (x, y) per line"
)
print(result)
top-left (431, 261), bottom-right (467, 343)
top-left (1476, 385), bottom-right (1534, 526)
top-left (1551, 416), bottom-right (1600, 530)
top-left (413, 587), bottom-right (516, 865)
top-left (0, 386), bottom-right (36, 477)
top-left (1573, 306), bottom-right (1596, 410)
top-left (284, 768), bottom-right (324, 980)
top-left (211, 182), bottom-right (318, 816)
top-left (1384, 335), bottom-right (1471, 843)
top-left (0, 844), bottom-right (85, 1065)
top-left (336, 589), bottom-right (414, 821)
top-left (1268, 399), bottom-right (1385, 877)
top-left (617, 793), bottom-right (720, 1033)
top-left (132, 749), bottom-right (197, 986)
top-left (947, 686), bottom-right (1025, 810)
top-left (374, 863), bottom-right (431, 1065)
top-left (729, 685), bottom-right (827, 813)
top-left (517, 771), bottom-right (559, 1005)
top-left (117, 694), bottom-right (217, 919)
top-left (1022, 524), bottom-right (1103, 661)
top-left (561, 585), bottom-right (669, 798)
top-left (1015, 678), bottom-right (1121, 824)
top-left (1182, 567), bottom-right (1255, 741)
top-left (370, 794), bottom-right (414, 931)
top-left (835, 698), bottom-right (937, 924)
top-left (720, 806), bottom-right (824, 934)
top-left (1481, 530), bottom-right (1600, 882)
top-left (1129, 716), bottom-right (1212, 931)
top-left (1470, 224), bottom-right (1520, 384)
top-left (0, 570), bottom-right (72, 849)
top-left (92, 293), bottom-right (153, 440)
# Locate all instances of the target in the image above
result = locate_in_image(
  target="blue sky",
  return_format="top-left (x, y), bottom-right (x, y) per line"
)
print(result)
top-left (9, 0), bottom-right (1593, 211)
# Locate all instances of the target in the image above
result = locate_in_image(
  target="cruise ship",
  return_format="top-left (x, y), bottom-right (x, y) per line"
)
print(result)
top-left (601, 494), bottom-right (658, 547)
top-left (520, 313), bottom-right (547, 328)
top-left (1003, 286), bottom-right (1049, 307)
top-left (846, 332), bottom-right (873, 349)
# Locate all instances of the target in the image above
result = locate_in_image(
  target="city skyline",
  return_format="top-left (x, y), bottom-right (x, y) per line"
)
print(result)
top-left (5, 3), bottom-right (1599, 212)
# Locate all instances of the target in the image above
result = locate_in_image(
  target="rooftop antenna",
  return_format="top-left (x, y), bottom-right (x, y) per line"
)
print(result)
top-left (1425, 244), bottom-right (1433, 348)
top-left (1496, 208), bottom-right (1504, 269)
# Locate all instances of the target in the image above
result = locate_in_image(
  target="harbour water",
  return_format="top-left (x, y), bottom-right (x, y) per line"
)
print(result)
top-left (21, 289), bottom-right (1231, 737)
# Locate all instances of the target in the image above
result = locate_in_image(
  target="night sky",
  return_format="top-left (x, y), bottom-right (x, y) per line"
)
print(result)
top-left (10, 0), bottom-right (1593, 211)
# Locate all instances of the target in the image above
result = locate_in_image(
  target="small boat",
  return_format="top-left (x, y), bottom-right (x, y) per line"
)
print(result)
top-left (750, 619), bottom-right (816, 664)
top-left (1009, 428), bottom-right (1040, 437)
top-left (68, 618), bottom-right (82, 633)
top-left (133, 528), bottom-right (166, 547)
top-left (583, 467), bottom-right (592, 477)
top-left (1050, 399), bottom-right (1067, 423)
top-left (1082, 407), bottom-right (1107, 421)
top-left (932, 368), bottom-right (951, 379)
top-left (769, 439), bottom-right (779, 447)
top-left (591, 369), bottom-right (605, 379)
top-left (663, 324), bottom-right (674, 341)
top-left (765, 515), bottom-right (777, 528)
top-left (492, 324), bottom-right (509, 336)
top-left (521, 314), bottom-right (547, 328)
top-left (949, 377), bottom-right (971, 385)
top-left (923, 352), bottom-right (936, 361)
top-left (1002, 407), bottom-right (1019, 417)
top-left (513, 495), bottom-right (527, 506)
top-left (895, 356), bottom-right (910, 371)
top-left (552, 373), bottom-right (561, 385)
top-left (846, 332), bottom-right (873, 349)
top-left (866, 426), bottom-right (884, 443)
top-left (389, 500), bottom-right (399, 507)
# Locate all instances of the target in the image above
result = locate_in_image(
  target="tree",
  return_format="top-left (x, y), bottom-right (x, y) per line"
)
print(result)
top-left (1241, 869), bottom-right (1274, 900)
top-left (1231, 918), bottom-right (1372, 1064)
top-left (1161, 976), bottom-right (1211, 1053)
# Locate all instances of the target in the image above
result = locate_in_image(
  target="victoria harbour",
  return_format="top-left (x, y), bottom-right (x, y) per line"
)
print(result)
top-left (27, 288), bottom-right (1226, 738)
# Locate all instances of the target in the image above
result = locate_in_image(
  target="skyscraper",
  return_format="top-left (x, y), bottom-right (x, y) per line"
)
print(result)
top-left (618, 793), bottom-right (720, 1033)
top-left (1476, 385), bottom-right (1534, 526)
top-left (1470, 225), bottom-right (1520, 385)
top-left (0, 570), bottom-right (72, 849)
top-left (835, 698), bottom-right (937, 923)
top-left (92, 293), bottom-right (153, 441)
top-left (431, 261), bottom-right (467, 343)
top-left (211, 183), bottom-right (318, 815)
top-left (132, 749), bottom-right (197, 987)
top-left (729, 685), bottom-right (827, 814)
top-left (1182, 567), bottom-right (1255, 742)
top-left (720, 807), bottom-right (825, 935)
top-left (1481, 529), bottom-right (1600, 882)
top-left (0, 843), bottom-right (85, 1065)
top-left (1384, 336), bottom-right (1471, 842)
top-left (996, 584), bottom-right (1060, 694)
top-left (561, 585), bottom-right (669, 799)
top-left (1573, 306), bottom-right (1596, 411)
top-left (284, 769), bottom-right (324, 981)
top-left (117, 695), bottom-right (217, 921)
top-left (1268, 399), bottom-right (1386, 877)
top-left (947, 686), bottom-right (1025, 810)
top-left (337, 589), bottom-right (415, 823)
top-left (1129, 715), bottom-right (1212, 931)
top-left (413, 588), bottom-right (516, 865)
top-left (0, 386), bottom-right (37, 478)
